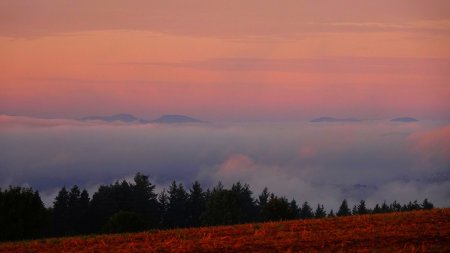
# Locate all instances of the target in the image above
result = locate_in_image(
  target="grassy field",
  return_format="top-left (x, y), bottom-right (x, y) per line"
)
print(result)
top-left (1, 209), bottom-right (449, 253)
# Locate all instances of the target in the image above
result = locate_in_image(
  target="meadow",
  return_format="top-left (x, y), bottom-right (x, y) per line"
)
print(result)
top-left (1, 209), bottom-right (448, 253)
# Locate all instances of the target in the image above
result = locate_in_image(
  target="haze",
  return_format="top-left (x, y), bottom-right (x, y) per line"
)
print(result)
top-left (0, 1), bottom-right (449, 209)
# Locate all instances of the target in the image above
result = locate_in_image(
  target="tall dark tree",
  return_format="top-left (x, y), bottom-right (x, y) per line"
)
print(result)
top-left (299, 201), bottom-right (314, 219)
top-left (289, 199), bottom-right (300, 219)
top-left (381, 201), bottom-right (390, 213)
top-left (165, 181), bottom-right (189, 228)
top-left (257, 187), bottom-right (270, 221)
top-left (200, 182), bottom-right (258, 226)
top-left (51, 187), bottom-right (70, 235)
top-left (373, 204), bottom-right (382, 214)
top-left (328, 209), bottom-right (335, 218)
top-left (78, 189), bottom-right (90, 233)
top-left (422, 198), bottom-right (434, 210)
top-left (262, 194), bottom-right (294, 221)
top-left (390, 201), bottom-right (402, 212)
top-left (231, 182), bottom-right (258, 223)
top-left (357, 200), bottom-right (368, 215)
top-left (89, 173), bottom-right (159, 232)
top-left (157, 189), bottom-right (169, 228)
top-left (314, 204), bottom-right (327, 218)
top-left (186, 181), bottom-right (206, 227)
top-left (337, 199), bottom-right (351, 217)
top-left (0, 186), bottom-right (48, 241)
top-left (201, 184), bottom-right (240, 226)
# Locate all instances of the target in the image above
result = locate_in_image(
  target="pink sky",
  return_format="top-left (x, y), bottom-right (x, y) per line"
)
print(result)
top-left (0, 0), bottom-right (449, 120)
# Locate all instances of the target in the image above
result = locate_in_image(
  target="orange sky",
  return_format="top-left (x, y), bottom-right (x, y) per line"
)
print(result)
top-left (0, 0), bottom-right (449, 120)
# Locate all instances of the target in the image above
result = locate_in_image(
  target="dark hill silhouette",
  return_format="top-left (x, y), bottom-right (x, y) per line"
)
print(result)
top-left (151, 115), bottom-right (203, 124)
top-left (81, 113), bottom-right (148, 123)
top-left (80, 114), bottom-right (203, 124)
top-left (390, 117), bottom-right (418, 122)
top-left (311, 117), bottom-right (360, 123)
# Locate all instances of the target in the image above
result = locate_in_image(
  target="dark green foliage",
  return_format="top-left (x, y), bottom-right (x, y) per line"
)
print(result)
top-left (201, 182), bottom-right (257, 226)
top-left (257, 187), bottom-right (270, 221)
top-left (337, 199), bottom-right (351, 217)
top-left (390, 201), bottom-right (402, 212)
top-left (157, 189), bottom-right (169, 227)
top-left (299, 202), bottom-right (314, 219)
top-left (381, 201), bottom-right (390, 213)
top-left (314, 204), bottom-right (327, 218)
top-left (104, 211), bottom-right (146, 233)
top-left (373, 204), bottom-right (382, 214)
top-left (357, 200), bottom-right (368, 215)
top-left (328, 209), bottom-right (335, 217)
top-left (51, 187), bottom-right (69, 235)
top-left (289, 199), bottom-right (300, 219)
top-left (186, 181), bottom-right (206, 227)
top-left (90, 173), bottom-right (159, 232)
top-left (201, 186), bottom-right (240, 225)
top-left (261, 194), bottom-right (296, 221)
top-left (164, 181), bottom-right (189, 228)
top-left (0, 186), bottom-right (48, 241)
top-left (0, 173), bottom-right (437, 241)
top-left (51, 186), bottom-right (90, 236)
top-left (422, 198), bottom-right (434, 210)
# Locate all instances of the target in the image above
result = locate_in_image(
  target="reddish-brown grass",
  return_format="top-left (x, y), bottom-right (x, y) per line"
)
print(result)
top-left (1, 209), bottom-right (449, 253)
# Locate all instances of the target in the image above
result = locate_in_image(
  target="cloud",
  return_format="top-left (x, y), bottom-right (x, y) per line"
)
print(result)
top-left (1, 1), bottom-right (449, 38)
top-left (0, 116), bottom-right (449, 208)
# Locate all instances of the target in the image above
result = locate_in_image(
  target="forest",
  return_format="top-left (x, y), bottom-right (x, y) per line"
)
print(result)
top-left (0, 173), bottom-right (434, 241)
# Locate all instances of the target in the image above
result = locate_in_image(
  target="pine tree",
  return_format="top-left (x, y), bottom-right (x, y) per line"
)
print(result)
top-left (157, 189), bottom-right (169, 228)
top-left (289, 199), bottom-right (300, 219)
top-left (422, 198), bottom-right (434, 210)
top-left (52, 187), bottom-right (70, 235)
top-left (381, 201), bottom-right (390, 213)
top-left (328, 209), bottom-right (335, 218)
top-left (165, 181), bottom-right (189, 228)
top-left (314, 204), bottom-right (327, 218)
top-left (299, 201), bottom-right (314, 219)
top-left (373, 204), bottom-right (381, 214)
top-left (186, 181), bottom-right (206, 227)
top-left (357, 200), bottom-right (368, 215)
top-left (337, 199), bottom-right (351, 216)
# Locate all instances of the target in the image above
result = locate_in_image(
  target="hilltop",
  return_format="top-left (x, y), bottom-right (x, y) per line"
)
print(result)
top-left (1, 209), bottom-right (448, 253)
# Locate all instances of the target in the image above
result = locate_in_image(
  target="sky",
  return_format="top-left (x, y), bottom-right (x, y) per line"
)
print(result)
top-left (0, 0), bottom-right (449, 120)
top-left (0, 1), bottom-right (449, 209)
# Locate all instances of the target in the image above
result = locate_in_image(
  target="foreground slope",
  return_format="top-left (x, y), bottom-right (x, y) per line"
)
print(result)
top-left (1, 209), bottom-right (449, 253)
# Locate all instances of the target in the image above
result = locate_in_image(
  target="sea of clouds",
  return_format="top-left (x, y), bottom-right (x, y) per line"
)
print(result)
top-left (0, 115), bottom-right (449, 210)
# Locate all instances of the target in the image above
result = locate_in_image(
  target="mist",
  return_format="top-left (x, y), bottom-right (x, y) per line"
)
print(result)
top-left (0, 115), bottom-right (448, 210)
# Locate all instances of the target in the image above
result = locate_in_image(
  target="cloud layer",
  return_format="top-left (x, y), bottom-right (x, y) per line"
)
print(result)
top-left (1, 116), bottom-right (448, 209)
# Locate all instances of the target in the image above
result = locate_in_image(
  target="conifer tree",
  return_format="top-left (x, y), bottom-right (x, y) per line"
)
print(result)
top-left (337, 199), bottom-right (351, 216)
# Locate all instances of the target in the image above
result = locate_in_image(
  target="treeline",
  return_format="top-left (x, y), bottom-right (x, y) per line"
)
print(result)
top-left (0, 173), bottom-right (434, 241)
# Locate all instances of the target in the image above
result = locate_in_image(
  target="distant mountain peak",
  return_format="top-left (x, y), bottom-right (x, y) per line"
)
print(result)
top-left (151, 115), bottom-right (203, 124)
top-left (311, 117), bottom-right (360, 123)
top-left (80, 113), bottom-right (148, 123)
top-left (390, 117), bottom-right (418, 122)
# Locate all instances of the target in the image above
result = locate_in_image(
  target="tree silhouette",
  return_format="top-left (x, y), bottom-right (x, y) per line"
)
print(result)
top-left (0, 186), bottom-right (48, 241)
top-left (357, 200), bottom-right (368, 215)
top-left (314, 204), bottom-right (327, 218)
top-left (299, 202), bottom-right (314, 219)
top-left (422, 198), bottom-right (434, 210)
top-left (186, 181), bottom-right (206, 227)
top-left (165, 181), bottom-right (189, 228)
top-left (337, 199), bottom-right (351, 216)
top-left (51, 187), bottom-right (70, 235)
